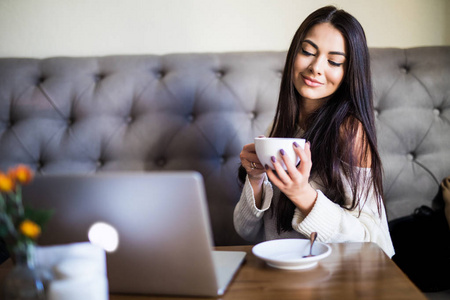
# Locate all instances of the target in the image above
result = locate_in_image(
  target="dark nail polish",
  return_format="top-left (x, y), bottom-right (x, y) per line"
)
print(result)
top-left (280, 149), bottom-right (285, 156)
top-left (265, 164), bottom-right (269, 170)
top-left (293, 142), bottom-right (299, 148)
top-left (271, 156), bottom-right (276, 163)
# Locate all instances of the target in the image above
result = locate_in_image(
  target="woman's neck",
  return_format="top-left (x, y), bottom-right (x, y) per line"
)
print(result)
top-left (299, 97), bottom-right (328, 129)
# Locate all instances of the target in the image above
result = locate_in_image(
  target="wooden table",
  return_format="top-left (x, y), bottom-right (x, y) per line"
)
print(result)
top-left (110, 242), bottom-right (426, 300)
top-left (0, 242), bottom-right (426, 300)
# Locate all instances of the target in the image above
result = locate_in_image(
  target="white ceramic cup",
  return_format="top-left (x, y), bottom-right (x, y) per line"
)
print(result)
top-left (254, 137), bottom-right (306, 170)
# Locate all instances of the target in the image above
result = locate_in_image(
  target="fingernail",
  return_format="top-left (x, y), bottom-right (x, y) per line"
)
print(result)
top-left (271, 156), bottom-right (276, 163)
top-left (307, 141), bottom-right (311, 146)
top-left (265, 164), bottom-right (269, 170)
top-left (293, 142), bottom-right (299, 148)
top-left (280, 149), bottom-right (285, 156)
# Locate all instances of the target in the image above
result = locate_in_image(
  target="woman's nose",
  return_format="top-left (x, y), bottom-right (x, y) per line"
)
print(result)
top-left (308, 57), bottom-right (324, 75)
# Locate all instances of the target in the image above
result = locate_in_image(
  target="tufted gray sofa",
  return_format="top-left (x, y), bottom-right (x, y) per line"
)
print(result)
top-left (0, 47), bottom-right (449, 248)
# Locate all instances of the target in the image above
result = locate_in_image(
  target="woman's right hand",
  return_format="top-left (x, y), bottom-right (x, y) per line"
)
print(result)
top-left (240, 143), bottom-right (265, 180)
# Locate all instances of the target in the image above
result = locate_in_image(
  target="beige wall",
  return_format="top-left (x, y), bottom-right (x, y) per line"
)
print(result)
top-left (0, 0), bottom-right (448, 58)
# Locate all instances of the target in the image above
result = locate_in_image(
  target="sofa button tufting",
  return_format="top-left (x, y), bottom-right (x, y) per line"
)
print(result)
top-left (400, 66), bottom-right (409, 74)
top-left (94, 74), bottom-right (105, 82)
top-left (187, 114), bottom-right (194, 122)
top-left (249, 112), bottom-right (256, 120)
top-left (374, 110), bottom-right (379, 117)
top-left (433, 108), bottom-right (440, 116)
top-left (156, 71), bottom-right (165, 79)
top-left (220, 156), bottom-right (226, 164)
top-left (406, 153), bottom-right (414, 161)
top-left (37, 76), bottom-right (46, 84)
top-left (216, 71), bottom-right (224, 78)
top-left (126, 116), bottom-right (133, 124)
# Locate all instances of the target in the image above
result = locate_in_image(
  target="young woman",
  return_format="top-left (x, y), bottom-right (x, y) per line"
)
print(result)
top-left (234, 6), bottom-right (395, 258)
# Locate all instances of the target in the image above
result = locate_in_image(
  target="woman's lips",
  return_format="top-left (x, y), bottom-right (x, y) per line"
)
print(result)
top-left (302, 75), bottom-right (323, 87)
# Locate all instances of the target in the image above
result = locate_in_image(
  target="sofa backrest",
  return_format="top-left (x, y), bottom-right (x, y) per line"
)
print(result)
top-left (0, 47), bottom-right (449, 245)
top-left (370, 47), bottom-right (450, 220)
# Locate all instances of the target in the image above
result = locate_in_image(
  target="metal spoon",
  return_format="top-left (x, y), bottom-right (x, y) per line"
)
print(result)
top-left (303, 232), bottom-right (318, 258)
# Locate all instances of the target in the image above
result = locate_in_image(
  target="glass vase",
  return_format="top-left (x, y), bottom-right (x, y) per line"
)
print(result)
top-left (1, 243), bottom-right (46, 300)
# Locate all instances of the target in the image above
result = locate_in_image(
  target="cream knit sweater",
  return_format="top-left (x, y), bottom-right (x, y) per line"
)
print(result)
top-left (233, 170), bottom-right (395, 258)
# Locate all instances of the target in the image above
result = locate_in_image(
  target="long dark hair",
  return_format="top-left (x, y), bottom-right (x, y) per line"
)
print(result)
top-left (271, 6), bottom-right (383, 233)
top-left (238, 6), bottom-right (384, 234)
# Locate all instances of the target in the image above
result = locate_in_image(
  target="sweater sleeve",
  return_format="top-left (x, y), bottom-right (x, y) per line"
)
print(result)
top-left (291, 169), bottom-right (395, 258)
top-left (233, 174), bottom-right (273, 242)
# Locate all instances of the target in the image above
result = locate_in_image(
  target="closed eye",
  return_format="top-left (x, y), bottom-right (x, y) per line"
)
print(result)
top-left (301, 48), bottom-right (315, 56)
top-left (329, 60), bottom-right (343, 67)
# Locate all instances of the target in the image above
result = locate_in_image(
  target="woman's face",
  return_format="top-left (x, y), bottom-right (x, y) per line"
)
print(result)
top-left (293, 22), bottom-right (347, 104)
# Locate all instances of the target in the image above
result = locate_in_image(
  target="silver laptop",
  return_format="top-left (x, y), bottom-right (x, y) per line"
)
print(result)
top-left (22, 171), bottom-right (246, 297)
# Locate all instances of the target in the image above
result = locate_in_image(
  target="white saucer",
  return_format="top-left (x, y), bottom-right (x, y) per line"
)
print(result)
top-left (252, 238), bottom-right (332, 270)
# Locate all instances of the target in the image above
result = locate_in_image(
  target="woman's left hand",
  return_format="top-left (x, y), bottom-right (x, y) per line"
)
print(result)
top-left (265, 141), bottom-right (318, 215)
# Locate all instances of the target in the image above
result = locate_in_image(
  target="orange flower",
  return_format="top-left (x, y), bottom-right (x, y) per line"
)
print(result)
top-left (19, 219), bottom-right (41, 239)
top-left (0, 173), bottom-right (14, 192)
top-left (9, 164), bottom-right (34, 185)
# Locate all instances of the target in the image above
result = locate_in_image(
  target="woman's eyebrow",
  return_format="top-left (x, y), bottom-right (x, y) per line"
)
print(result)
top-left (303, 40), bottom-right (318, 50)
top-left (302, 39), bottom-right (346, 57)
top-left (330, 51), bottom-right (347, 57)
